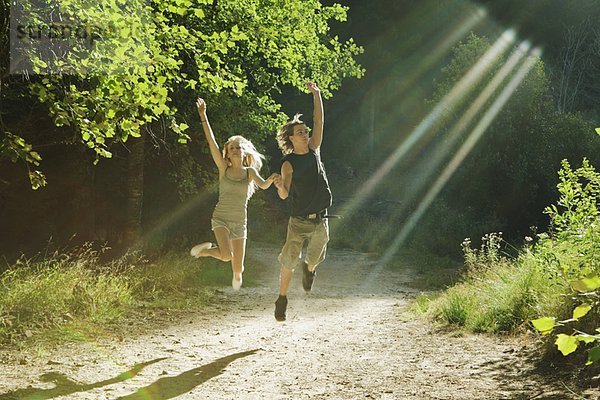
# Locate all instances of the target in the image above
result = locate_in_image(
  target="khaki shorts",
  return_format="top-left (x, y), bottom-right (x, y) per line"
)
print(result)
top-left (211, 217), bottom-right (247, 240)
top-left (278, 217), bottom-right (329, 270)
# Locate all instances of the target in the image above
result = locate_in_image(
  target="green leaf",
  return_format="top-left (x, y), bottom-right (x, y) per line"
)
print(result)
top-left (121, 120), bottom-right (134, 131)
top-left (575, 334), bottom-right (597, 344)
top-left (595, 127), bottom-right (600, 135)
top-left (572, 275), bottom-right (600, 292)
top-left (555, 334), bottom-right (578, 356)
top-left (234, 81), bottom-right (246, 94)
top-left (29, 151), bottom-right (42, 162)
top-left (29, 170), bottom-right (47, 190)
top-left (573, 304), bottom-right (592, 320)
top-left (531, 317), bottom-right (555, 334)
top-left (187, 79), bottom-right (197, 90)
top-left (587, 346), bottom-right (600, 364)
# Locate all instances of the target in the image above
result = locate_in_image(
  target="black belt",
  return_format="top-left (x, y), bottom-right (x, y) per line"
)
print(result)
top-left (295, 210), bottom-right (343, 221)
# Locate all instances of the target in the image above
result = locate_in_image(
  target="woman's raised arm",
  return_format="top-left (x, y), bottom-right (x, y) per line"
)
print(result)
top-left (197, 98), bottom-right (227, 172)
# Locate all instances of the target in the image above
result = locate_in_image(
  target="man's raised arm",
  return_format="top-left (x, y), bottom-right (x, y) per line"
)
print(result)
top-left (307, 82), bottom-right (323, 150)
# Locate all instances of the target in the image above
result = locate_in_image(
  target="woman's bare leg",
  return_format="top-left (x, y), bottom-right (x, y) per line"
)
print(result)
top-left (199, 227), bottom-right (232, 262)
top-left (230, 238), bottom-right (246, 279)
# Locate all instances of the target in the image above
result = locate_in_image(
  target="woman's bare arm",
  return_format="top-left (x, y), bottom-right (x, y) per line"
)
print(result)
top-left (196, 98), bottom-right (227, 172)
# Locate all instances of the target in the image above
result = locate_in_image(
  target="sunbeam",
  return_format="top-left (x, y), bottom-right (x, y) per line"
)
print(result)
top-left (377, 46), bottom-right (542, 267)
top-left (137, 188), bottom-right (215, 248)
top-left (367, 40), bottom-right (533, 248)
top-left (373, 7), bottom-right (487, 115)
top-left (347, 2), bottom-right (487, 166)
top-left (333, 29), bottom-right (517, 233)
top-left (362, 1), bottom-right (486, 101)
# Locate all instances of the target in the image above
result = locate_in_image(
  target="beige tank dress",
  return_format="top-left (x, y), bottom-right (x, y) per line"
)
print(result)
top-left (211, 168), bottom-right (251, 240)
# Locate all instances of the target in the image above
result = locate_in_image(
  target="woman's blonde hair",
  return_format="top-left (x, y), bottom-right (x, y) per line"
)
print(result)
top-left (276, 113), bottom-right (307, 155)
top-left (222, 135), bottom-right (265, 195)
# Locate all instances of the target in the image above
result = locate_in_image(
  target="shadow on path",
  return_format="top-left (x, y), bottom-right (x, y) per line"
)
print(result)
top-left (0, 357), bottom-right (168, 400)
top-left (118, 349), bottom-right (260, 400)
top-left (472, 350), bottom-right (590, 400)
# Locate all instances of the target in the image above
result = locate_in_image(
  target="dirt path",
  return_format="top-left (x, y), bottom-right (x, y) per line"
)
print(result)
top-left (0, 243), bottom-right (596, 399)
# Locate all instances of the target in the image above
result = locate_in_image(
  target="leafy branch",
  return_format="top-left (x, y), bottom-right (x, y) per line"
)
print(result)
top-left (0, 131), bottom-right (47, 189)
top-left (10, 0), bottom-right (364, 186)
top-left (532, 275), bottom-right (600, 364)
top-left (531, 158), bottom-right (600, 364)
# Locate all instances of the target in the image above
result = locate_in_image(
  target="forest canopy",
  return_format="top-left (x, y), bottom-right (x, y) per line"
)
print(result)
top-left (2, 0), bottom-right (364, 188)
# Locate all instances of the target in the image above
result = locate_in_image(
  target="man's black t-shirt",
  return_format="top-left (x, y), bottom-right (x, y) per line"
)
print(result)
top-left (282, 149), bottom-right (332, 216)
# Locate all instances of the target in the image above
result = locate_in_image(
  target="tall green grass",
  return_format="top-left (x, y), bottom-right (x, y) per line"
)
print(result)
top-left (0, 246), bottom-right (130, 342)
top-left (0, 243), bottom-right (232, 344)
top-left (429, 232), bottom-right (585, 331)
top-left (429, 159), bottom-right (600, 368)
top-left (428, 233), bottom-right (554, 333)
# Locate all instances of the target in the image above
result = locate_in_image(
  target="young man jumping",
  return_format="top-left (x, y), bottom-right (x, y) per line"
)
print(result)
top-left (273, 81), bottom-right (333, 321)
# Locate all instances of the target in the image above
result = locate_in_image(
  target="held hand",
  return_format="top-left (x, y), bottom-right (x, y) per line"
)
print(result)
top-left (273, 175), bottom-right (283, 189)
top-left (307, 81), bottom-right (320, 95)
top-left (267, 173), bottom-right (279, 183)
top-left (196, 98), bottom-right (207, 118)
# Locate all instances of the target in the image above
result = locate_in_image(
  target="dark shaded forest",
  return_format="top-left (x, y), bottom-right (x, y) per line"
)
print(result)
top-left (1, 0), bottom-right (599, 264)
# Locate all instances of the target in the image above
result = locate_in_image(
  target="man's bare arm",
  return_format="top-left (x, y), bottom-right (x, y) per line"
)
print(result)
top-left (275, 161), bottom-right (293, 199)
top-left (307, 82), bottom-right (323, 150)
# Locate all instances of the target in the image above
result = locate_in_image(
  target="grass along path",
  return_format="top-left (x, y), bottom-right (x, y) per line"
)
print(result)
top-left (0, 242), bottom-right (597, 399)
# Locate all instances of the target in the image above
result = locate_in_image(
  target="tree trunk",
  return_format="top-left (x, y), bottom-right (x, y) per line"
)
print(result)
top-left (123, 135), bottom-right (145, 249)
top-left (65, 146), bottom-right (95, 244)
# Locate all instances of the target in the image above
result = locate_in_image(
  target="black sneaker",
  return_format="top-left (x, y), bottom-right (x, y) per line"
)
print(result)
top-left (302, 262), bottom-right (316, 292)
top-left (274, 295), bottom-right (287, 321)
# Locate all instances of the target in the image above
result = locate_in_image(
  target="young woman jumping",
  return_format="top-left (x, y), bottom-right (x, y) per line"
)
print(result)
top-left (190, 97), bottom-right (278, 290)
